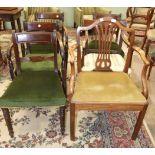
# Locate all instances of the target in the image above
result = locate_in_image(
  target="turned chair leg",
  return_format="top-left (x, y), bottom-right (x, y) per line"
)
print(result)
top-left (1, 108), bottom-right (14, 138)
top-left (132, 104), bottom-right (148, 140)
top-left (70, 103), bottom-right (76, 141)
top-left (60, 105), bottom-right (66, 135)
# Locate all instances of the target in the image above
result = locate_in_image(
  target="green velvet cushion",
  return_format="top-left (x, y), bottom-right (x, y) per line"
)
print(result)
top-left (21, 60), bottom-right (54, 71)
top-left (0, 61), bottom-right (66, 107)
top-left (87, 40), bottom-right (125, 57)
top-left (29, 44), bottom-right (54, 55)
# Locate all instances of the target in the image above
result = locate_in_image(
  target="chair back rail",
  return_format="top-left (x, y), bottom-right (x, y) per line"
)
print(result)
top-left (76, 17), bottom-right (135, 73)
top-left (35, 12), bottom-right (64, 21)
top-left (23, 21), bottom-right (57, 32)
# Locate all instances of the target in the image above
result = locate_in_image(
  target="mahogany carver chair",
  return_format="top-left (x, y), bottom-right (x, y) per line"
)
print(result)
top-left (0, 31), bottom-right (67, 137)
top-left (69, 17), bottom-right (150, 141)
top-left (126, 7), bottom-right (155, 49)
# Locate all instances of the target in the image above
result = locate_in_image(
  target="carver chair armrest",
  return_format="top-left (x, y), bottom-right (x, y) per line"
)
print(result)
top-left (68, 44), bottom-right (77, 99)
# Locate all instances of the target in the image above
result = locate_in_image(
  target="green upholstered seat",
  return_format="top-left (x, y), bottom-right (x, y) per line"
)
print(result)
top-left (86, 40), bottom-right (125, 57)
top-left (28, 44), bottom-right (54, 55)
top-left (0, 61), bottom-right (65, 107)
top-left (72, 72), bottom-right (146, 104)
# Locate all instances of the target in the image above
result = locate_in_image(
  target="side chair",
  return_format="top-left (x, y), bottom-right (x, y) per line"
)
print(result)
top-left (0, 31), bottom-right (67, 137)
top-left (69, 17), bottom-right (150, 141)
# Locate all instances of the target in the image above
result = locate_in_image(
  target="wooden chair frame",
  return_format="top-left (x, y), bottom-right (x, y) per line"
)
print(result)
top-left (1, 31), bottom-right (67, 137)
top-left (126, 7), bottom-right (155, 49)
top-left (69, 17), bottom-right (150, 141)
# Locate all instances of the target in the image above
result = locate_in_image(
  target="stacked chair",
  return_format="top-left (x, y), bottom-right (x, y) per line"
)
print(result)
top-left (126, 7), bottom-right (155, 49)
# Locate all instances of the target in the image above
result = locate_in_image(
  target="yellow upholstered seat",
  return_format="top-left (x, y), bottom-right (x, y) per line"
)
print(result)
top-left (72, 72), bottom-right (146, 104)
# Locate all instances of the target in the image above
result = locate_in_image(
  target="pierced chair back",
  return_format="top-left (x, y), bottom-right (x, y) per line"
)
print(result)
top-left (77, 17), bottom-right (135, 73)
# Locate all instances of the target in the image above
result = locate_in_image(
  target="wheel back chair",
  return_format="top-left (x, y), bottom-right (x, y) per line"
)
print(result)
top-left (0, 31), bottom-right (68, 137)
top-left (69, 17), bottom-right (150, 141)
top-left (126, 7), bottom-right (155, 49)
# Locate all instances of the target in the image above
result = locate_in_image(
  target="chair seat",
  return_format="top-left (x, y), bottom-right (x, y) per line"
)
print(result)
top-left (72, 72), bottom-right (146, 104)
top-left (0, 61), bottom-right (65, 107)
top-left (131, 22), bottom-right (155, 30)
top-left (87, 40), bottom-right (125, 57)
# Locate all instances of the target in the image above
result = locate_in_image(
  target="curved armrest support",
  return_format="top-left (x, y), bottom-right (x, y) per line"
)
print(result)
top-left (132, 45), bottom-right (150, 99)
top-left (68, 44), bottom-right (77, 100)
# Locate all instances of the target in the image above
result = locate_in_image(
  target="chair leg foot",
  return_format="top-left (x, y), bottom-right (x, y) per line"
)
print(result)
top-left (60, 106), bottom-right (66, 135)
top-left (70, 103), bottom-right (76, 141)
top-left (1, 108), bottom-right (14, 138)
top-left (131, 105), bottom-right (148, 140)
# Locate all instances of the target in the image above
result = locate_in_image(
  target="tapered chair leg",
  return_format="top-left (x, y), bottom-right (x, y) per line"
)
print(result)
top-left (131, 104), bottom-right (148, 140)
top-left (60, 105), bottom-right (66, 135)
top-left (70, 103), bottom-right (76, 141)
top-left (1, 108), bottom-right (14, 138)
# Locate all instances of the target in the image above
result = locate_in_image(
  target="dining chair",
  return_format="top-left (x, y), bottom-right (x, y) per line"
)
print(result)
top-left (0, 31), bottom-right (67, 137)
top-left (69, 17), bottom-right (150, 141)
top-left (126, 7), bottom-right (155, 49)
